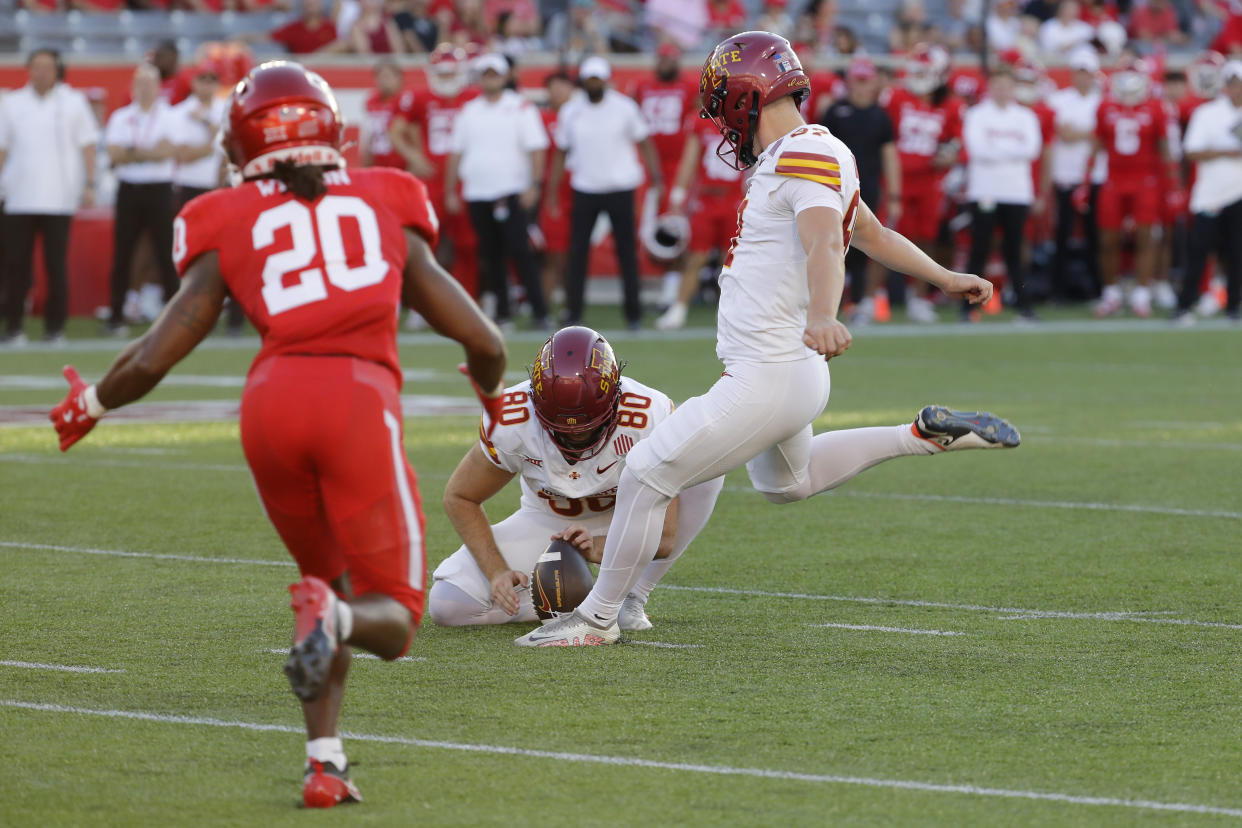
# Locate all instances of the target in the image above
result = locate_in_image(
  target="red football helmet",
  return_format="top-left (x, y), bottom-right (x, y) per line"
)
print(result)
top-left (699, 31), bottom-right (810, 170)
top-left (904, 43), bottom-right (949, 97)
top-left (528, 326), bottom-right (625, 461)
top-left (224, 60), bottom-right (343, 180)
top-left (1189, 50), bottom-right (1227, 99)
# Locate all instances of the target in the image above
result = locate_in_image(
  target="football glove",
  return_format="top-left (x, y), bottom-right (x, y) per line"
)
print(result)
top-left (49, 365), bottom-right (106, 452)
top-left (458, 363), bottom-right (504, 438)
top-left (1071, 183), bottom-right (1091, 214)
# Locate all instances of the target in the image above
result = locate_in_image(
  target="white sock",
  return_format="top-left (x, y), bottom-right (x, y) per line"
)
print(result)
top-left (306, 737), bottom-right (347, 769)
top-left (577, 467), bottom-right (671, 625)
top-left (1102, 284), bottom-right (1123, 303)
top-left (628, 476), bottom-right (724, 603)
top-left (335, 600), bottom-right (353, 644)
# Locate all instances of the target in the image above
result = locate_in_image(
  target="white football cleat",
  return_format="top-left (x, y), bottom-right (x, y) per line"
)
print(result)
top-left (1152, 280), bottom-right (1177, 310)
top-left (906, 295), bottom-right (938, 324)
top-left (655, 302), bottom-right (687, 331)
top-left (913, 405), bottom-right (1021, 451)
top-left (1093, 287), bottom-right (1124, 318)
top-left (618, 594), bottom-right (653, 631)
top-left (514, 609), bottom-right (619, 647)
top-left (851, 296), bottom-right (875, 326)
top-left (1129, 285), bottom-right (1152, 318)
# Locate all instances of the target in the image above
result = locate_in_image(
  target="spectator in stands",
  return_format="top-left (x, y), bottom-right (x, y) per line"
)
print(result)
top-left (647, 0), bottom-right (708, 49)
top-left (346, 0), bottom-right (406, 53)
top-left (821, 58), bottom-right (902, 326)
top-left (963, 63), bottom-right (1042, 320)
top-left (269, 0), bottom-right (339, 54)
top-left (755, 0), bottom-right (795, 40)
top-left (1078, 0), bottom-right (1119, 25)
top-left (1176, 60), bottom-right (1242, 323)
top-left (833, 26), bottom-right (860, 56)
top-left (705, 0), bottom-right (748, 42)
top-left (986, 0), bottom-right (1023, 50)
top-left (1210, 8), bottom-right (1242, 55)
top-left (890, 0), bottom-right (931, 51)
top-left (1039, 1), bottom-right (1095, 55)
top-left (394, 0), bottom-right (439, 51)
top-left (797, 0), bottom-right (840, 54)
top-left (451, 0), bottom-right (494, 46)
top-left (0, 50), bottom-right (99, 347)
top-left (1022, 0), bottom-right (1058, 21)
top-left (446, 53), bottom-right (548, 328)
top-left (550, 56), bottom-right (663, 329)
top-left (1048, 48), bottom-right (1104, 301)
top-left (104, 64), bottom-right (179, 337)
top-left (18, 0), bottom-right (62, 11)
top-left (1128, 0), bottom-right (1189, 47)
top-left (939, 0), bottom-right (976, 51)
top-left (493, 10), bottom-right (543, 60)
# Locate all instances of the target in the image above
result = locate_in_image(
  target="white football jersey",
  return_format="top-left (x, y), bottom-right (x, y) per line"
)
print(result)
top-left (716, 124), bottom-right (862, 364)
top-left (479, 377), bottom-right (674, 520)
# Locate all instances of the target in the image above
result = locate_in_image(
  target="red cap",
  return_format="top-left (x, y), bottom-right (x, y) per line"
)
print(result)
top-left (847, 57), bottom-right (877, 79)
top-left (656, 42), bottom-right (680, 59)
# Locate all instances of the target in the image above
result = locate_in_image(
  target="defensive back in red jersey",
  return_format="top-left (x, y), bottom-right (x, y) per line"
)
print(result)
top-left (364, 88), bottom-right (417, 169)
top-left (1096, 98), bottom-right (1166, 179)
top-left (408, 88), bottom-right (478, 167)
top-left (885, 86), bottom-right (964, 179)
top-left (173, 167), bottom-right (438, 385)
top-left (630, 77), bottom-right (696, 170)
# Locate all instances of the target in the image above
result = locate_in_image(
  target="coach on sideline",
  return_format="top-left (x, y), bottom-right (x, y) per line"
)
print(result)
top-left (446, 53), bottom-right (550, 329)
top-left (104, 63), bottom-right (180, 337)
top-left (550, 56), bottom-right (664, 330)
top-left (0, 50), bottom-right (99, 347)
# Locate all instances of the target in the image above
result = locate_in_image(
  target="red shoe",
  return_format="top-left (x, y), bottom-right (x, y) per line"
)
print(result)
top-left (302, 759), bottom-right (362, 808)
top-left (284, 576), bottom-right (341, 702)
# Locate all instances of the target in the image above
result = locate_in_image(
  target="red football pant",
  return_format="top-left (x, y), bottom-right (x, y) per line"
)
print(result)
top-left (689, 192), bottom-right (741, 253)
top-left (241, 355), bottom-right (426, 626)
top-left (1096, 177), bottom-right (1162, 231)
top-left (897, 181), bottom-right (945, 242)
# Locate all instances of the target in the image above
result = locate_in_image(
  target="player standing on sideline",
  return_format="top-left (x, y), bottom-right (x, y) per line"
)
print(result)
top-left (429, 327), bottom-right (724, 628)
top-left (49, 62), bottom-right (507, 806)
top-left (360, 58), bottom-right (418, 171)
top-left (516, 32), bottom-right (1019, 648)
top-left (394, 44), bottom-right (480, 298)
top-left (884, 44), bottom-right (964, 324)
top-left (538, 71), bottom-right (576, 305)
top-left (1090, 58), bottom-right (1172, 318)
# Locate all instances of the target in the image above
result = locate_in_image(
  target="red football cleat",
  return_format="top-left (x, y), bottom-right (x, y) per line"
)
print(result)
top-left (284, 576), bottom-right (341, 702)
top-left (302, 759), bottom-right (362, 808)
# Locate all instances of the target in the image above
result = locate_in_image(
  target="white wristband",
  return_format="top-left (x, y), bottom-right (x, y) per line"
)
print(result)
top-left (669, 187), bottom-right (687, 209)
top-left (83, 384), bottom-right (107, 419)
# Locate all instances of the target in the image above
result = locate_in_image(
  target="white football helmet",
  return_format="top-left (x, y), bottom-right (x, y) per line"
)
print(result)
top-left (1111, 59), bottom-right (1152, 106)
top-left (904, 44), bottom-right (949, 97)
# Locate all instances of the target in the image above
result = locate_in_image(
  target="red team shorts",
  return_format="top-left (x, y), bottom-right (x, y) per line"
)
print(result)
top-left (240, 355), bottom-right (427, 626)
top-left (425, 175), bottom-right (479, 295)
top-left (689, 188), bottom-right (741, 254)
top-left (541, 197), bottom-right (571, 254)
top-left (897, 182), bottom-right (945, 242)
top-left (1096, 175), bottom-right (1162, 231)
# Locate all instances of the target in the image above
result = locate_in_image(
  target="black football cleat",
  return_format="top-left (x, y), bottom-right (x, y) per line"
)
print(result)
top-left (913, 405), bottom-right (1021, 452)
top-left (284, 576), bottom-right (341, 702)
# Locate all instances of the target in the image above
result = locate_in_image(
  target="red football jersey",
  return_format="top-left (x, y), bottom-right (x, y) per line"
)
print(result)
top-left (1096, 99), bottom-right (1166, 180)
top-left (885, 87), bottom-right (964, 180)
top-left (173, 167), bottom-right (438, 386)
top-left (1031, 100), bottom-right (1056, 189)
top-left (364, 88), bottom-right (417, 169)
top-left (407, 89), bottom-right (477, 173)
top-left (541, 107), bottom-right (573, 201)
top-left (688, 112), bottom-right (745, 189)
top-left (631, 77), bottom-right (696, 170)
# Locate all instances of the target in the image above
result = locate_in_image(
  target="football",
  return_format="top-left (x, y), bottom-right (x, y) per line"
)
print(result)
top-left (531, 539), bottom-right (596, 621)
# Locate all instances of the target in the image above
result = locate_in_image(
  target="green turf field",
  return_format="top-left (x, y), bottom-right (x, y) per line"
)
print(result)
top-left (2, 317), bottom-right (1241, 826)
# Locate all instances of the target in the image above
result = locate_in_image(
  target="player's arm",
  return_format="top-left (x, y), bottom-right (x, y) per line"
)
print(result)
top-left (401, 227), bottom-right (506, 395)
top-left (442, 443), bottom-right (526, 614)
top-left (638, 136), bottom-right (665, 197)
top-left (50, 252), bottom-right (226, 451)
top-left (850, 200), bottom-right (992, 304)
top-left (390, 115), bottom-right (432, 176)
top-left (546, 147), bottom-right (567, 212)
top-left (880, 140), bottom-right (901, 228)
top-left (796, 206), bottom-right (851, 360)
top-left (668, 132), bottom-right (700, 213)
top-left (443, 151), bottom-right (462, 213)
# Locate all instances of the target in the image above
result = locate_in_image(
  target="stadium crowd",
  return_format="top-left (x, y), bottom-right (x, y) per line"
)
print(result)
top-left (2, 0), bottom-right (1241, 343)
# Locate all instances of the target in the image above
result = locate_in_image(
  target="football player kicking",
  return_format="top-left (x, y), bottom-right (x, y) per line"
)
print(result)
top-left (516, 32), bottom-right (1020, 648)
top-left (429, 326), bottom-right (724, 631)
top-left (49, 62), bottom-right (507, 806)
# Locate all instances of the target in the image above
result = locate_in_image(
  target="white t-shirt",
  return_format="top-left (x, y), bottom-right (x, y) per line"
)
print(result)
top-left (985, 13), bottom-right (1021, 50)
top-left (1048, 85), bottom-right (1107, 186)
top-left (0, 83), bottom-right (100, 214)
top-left (451, 89), bottom-right (549, 201)
top-left (962, 99), bottom-right (1042, 204)
top-left (170, 95), bottom-right (228, 190)
top-left (1039, 18), bottom-right (1095, 55)
top-left (479, 377), bottom-right (674, 518)
top-left (1183, 95), bottom-right (1242, 214)
top-left (105, 101), bottom-right (179, 184)
top-left (717, 124), bottom-right (862, 364)
top-left (555, 89), bottom-right (650, 194)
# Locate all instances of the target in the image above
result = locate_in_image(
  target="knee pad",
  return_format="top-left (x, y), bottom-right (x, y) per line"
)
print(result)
top-left (754, 479), bottom-right (813, 505)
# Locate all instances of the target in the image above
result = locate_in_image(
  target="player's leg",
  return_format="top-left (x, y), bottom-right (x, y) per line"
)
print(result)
top-left (0, 214), bottom-right (36, 338)
top-left (107, 184), bottom-right (143, 329)
top-left (467, 200), bottom-right (510, 323)
top-left (428, 510), bottom-right (579, 625)
top-left (1218, 198), bottom-right (1242, 318)
top-left (623, 475), bottom-right (726, 627)
top-left (502, 193), bottom-right (549, 324)
top-left (1095, 184), bottom-right (1124, 316)
top-left (149, 184), bottom-right (180, 301)
top-left (964, 202), bottom-right (997, 319)
top-left (657, 250), bottom-right (709, 330)
top-left (563, 190), bottom-right (599, 325)
top-left (39, 215), bottom-right (72, 338)
top-left (607, 189), bottom-right (642, 327)
top-left (1131, 223), bottom-right (1156, 316)
top-left (999, 204), bottom-right (1032, 317)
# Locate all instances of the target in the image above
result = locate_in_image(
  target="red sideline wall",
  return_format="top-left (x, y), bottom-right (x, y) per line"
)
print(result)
top-left (0, 60), bottom-right (1013, 318)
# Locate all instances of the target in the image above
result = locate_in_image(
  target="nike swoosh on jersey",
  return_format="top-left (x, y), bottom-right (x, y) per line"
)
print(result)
top-left (596, 461), bottom-right (618, 474)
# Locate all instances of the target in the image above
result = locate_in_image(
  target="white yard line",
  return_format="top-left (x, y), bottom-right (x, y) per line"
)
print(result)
top-left (2, 699), bottom-right (1240, 818)
top-left (0, 660), bottom-right (124, 674)
top-left (6, 539), bottom-right (1242, 631)
top-left (814, 623), bottom-right (965, 637)
top-left (625, 640), bottom-right (703, 649)
top-left (258, 648), bottom-right (425, 663)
